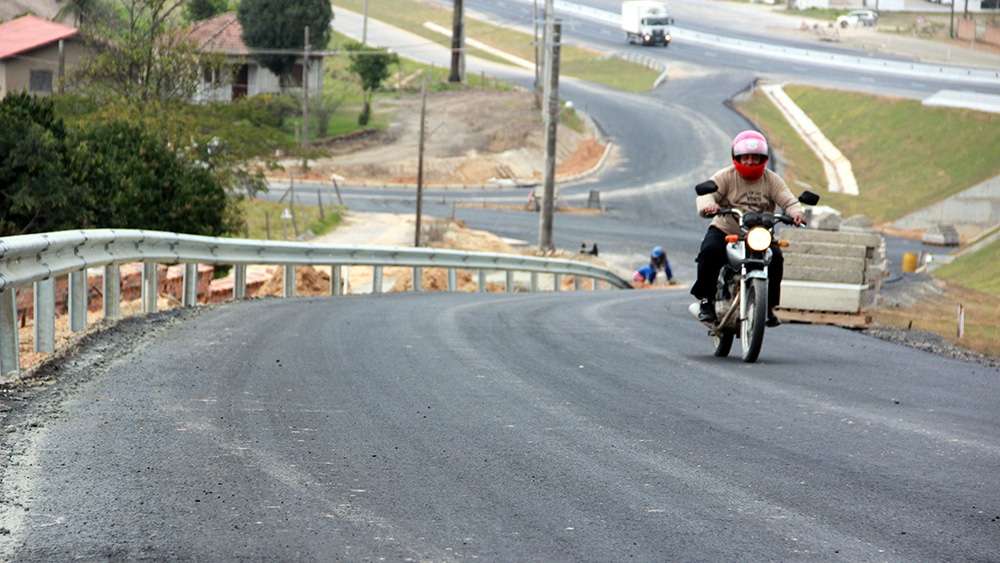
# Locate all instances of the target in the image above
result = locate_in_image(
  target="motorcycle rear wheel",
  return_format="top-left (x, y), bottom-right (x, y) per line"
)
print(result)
top-left (740, 278), bottom-right (767, 363)
top-left (713, 331), bottom-right (734, 357)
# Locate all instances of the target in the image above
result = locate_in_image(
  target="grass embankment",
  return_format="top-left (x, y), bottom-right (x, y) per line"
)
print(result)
top-left (331, 0), bottom-right (662, 93)
top-left (737, 84), bottom-right (1000, 358)
top-left (240, 198), bottom-right (345, 241)
top-left (736, 84), bottom-right (1000, 223)
top-left (876, 238), bottom-right (1000, 357)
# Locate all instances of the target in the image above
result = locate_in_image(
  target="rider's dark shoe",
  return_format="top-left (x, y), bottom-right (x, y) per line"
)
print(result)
top-left (698, 299), bottom-right (717, 324)
top-left (766, 309), bottom-right (781, 327)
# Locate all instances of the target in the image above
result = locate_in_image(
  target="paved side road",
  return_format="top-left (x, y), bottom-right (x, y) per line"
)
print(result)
top-left (1, 293), bottom-right (997, 560)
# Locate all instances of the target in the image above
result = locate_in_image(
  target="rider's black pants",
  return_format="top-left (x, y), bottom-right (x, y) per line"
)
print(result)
top-left (690, 226), bottom-right (784, 309)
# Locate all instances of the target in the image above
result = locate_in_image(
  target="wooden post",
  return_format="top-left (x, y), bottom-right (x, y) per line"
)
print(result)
top-left (538, 19), bottom-right (561, 252)
top-left (415, 75), bottom-right (428, 246)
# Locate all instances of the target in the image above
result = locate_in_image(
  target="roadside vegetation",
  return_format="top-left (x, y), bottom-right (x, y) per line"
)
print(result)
top-left (241, 198), bottom-right (345, 241)
top-left (736, 84), bottom-right (1000, 223)
top-left (330, 0), bottom-right (662, 93)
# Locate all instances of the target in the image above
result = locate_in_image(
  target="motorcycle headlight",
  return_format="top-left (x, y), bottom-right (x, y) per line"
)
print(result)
top-left (746, 227), bottom-right (772, 251)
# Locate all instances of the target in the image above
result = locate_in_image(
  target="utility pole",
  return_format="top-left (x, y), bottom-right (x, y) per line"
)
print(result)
top-left (362, 0), bottom-right (369, 44)
top-left (950, 0), bottom-right (956, 38)
top-left (538, 20), bottom-right (561, 252)
top-left (57, 39), bottom-right (65, 94)
top-left (539, 0), bottom-right (554, 116)
top-left (449, 0), bottom-right (465, 82)
top-left (415, 75), bottom-right (428, 247)
top-left (533, 0), bottom-right (540, 108)
top-left (301, 26), bottom-right (310, 170)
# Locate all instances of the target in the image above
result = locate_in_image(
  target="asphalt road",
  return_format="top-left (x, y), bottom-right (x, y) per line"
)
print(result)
top-left (1, 6), bottom-right (995, 560)
top-left (3, 293), bottom-right (998, 559)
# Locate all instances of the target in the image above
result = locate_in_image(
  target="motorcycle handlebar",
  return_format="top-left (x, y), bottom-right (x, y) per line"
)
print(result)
top-left (705, 209), bottom-right (807, 227)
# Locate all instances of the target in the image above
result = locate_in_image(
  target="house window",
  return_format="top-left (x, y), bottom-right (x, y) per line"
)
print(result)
top-left (29, 70), bottom-right (53, 94)
top-left (290, 63), bottom-right (304, 87)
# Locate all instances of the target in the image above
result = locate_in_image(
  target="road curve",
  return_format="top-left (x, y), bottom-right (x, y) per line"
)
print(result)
top-left (2, 293), bottom-right (997, 560)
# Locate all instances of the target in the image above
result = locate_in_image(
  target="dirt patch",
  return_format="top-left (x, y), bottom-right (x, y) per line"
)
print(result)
top-left (277, 90), bottom-right (605, 186)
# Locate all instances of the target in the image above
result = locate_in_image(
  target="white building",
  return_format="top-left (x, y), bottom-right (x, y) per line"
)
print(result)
top-left (188, 13), bottom-right (324, 102)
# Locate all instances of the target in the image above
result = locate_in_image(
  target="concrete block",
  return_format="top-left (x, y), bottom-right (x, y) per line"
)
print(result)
top-left (784, 253), bottom-right (866, 273)
top-left (785, 265), bottom-right (865, 285)
top-left (782, 241), bottom-right (868, 259)
top-left (783, 241), bottom-right (868, 258)
top-left (841, 214), bottom-right (874, 231)
top-left (813, 213), bottom-right (842, 231)
top-left (783, 228), bottom-right (883, 249)
top-left (922, 225), bottom-right (960, 246)
top-left (779, 281), bottom-right (866, 313)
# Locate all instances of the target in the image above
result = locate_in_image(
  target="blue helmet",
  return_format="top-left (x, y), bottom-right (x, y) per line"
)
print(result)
top-left (651, 246), bottom-right (665, 259)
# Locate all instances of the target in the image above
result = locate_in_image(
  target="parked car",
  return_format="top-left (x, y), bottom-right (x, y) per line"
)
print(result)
top-left (836, 10), bottom-right (879, 28)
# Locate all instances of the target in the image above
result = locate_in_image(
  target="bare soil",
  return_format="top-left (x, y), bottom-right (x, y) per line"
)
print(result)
top-left (280, 90), bottom-right (605, 186)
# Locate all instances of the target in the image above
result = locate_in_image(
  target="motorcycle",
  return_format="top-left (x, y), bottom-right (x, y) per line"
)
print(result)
top-left (687, 182), bottom-right (820, 363)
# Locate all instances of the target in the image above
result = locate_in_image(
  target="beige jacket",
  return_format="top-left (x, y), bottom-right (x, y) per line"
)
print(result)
top-left (695, 166), bottom-right (803, 235)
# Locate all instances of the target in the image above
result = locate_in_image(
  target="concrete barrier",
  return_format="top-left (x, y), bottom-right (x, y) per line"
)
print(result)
top-left (779, 227), bottom-right (886, 316)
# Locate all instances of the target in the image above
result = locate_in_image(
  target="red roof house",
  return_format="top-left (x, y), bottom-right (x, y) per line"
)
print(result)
top-left (0, 15), bottom-right (86, 97)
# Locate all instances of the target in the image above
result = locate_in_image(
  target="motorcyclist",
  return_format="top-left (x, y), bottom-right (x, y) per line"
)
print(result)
top-left (632, 246), bottom-right (674, 285)
top-left (692, 130), bottom-right (804, 327)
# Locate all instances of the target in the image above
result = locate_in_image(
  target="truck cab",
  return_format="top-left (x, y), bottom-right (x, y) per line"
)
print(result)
top-left (621, 1), bottom-right (673, 47)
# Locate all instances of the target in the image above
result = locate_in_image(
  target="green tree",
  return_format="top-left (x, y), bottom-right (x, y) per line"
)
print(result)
top-left (0, 94), bottom-right (74, 235)
top-left (345, 42), bottom-right (398, 125)
top-left (185, 0), bottom-right (228, 21)
top-left (238, 0), bottom-right (333, 85)
top-left (66, 121), bottom-right (235, 236)
top-left (73, 0), bottom-right (213, 102)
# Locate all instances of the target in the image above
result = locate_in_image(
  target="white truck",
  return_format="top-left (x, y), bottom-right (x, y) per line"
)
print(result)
top-left (621, 1), bottom-right (673, 47)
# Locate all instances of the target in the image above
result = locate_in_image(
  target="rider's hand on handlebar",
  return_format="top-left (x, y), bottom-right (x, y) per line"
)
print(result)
top-left (702, 203), bottom-right (720, 217)
top-left (791, 212), bottom-right (805, 226)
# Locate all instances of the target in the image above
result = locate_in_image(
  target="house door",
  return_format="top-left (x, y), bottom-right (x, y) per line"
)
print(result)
top-left (233, 65), bottom-right (249, 99)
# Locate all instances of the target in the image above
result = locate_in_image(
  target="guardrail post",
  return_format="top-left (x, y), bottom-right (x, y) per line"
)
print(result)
top-left (33, 278), bottom-right (55, 353)
top-left (372, 265), bottom-right (383, 294)
top-left (69, 270), bottom-right (87, 332)
top-left (234, 264), bottom-right (247, 299)
top-left (103, 265), bottom-right (120, 320)
top-left (448, 268), bottom-right (457, 292)
top-left (505, 271), bottom-right (514, 294)
top-left (530, 272), bottom-right (539, 292)
top-left (142, 263), bottom-right (158, 314)
top-left (591, 278), bottom-right (598, 291)
top-left (283, 265), bottom-right (295, 297)
top-left (574, 276), bottom-right (582, 291)
top-left (0, 287), bottom-right (18, 379)
top-left (477, 270), bottom-right (486, 293)
top-left (412, 267), bottom-right (422, 292)
top-left (554, 274), bottom-right (562, 292)
top-left (182, 263), bottom-right (198, 307)
top-left (330, 265), bottom-right (341, 296)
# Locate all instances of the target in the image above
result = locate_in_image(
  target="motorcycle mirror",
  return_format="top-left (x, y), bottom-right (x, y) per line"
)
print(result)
top-left (695, 180), bottom-right (719, 196)
top-left (798, 191), bottom-right (820, 206)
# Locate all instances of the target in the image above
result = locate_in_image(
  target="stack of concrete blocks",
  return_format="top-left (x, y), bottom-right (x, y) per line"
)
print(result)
top-left (778, 227), bottom-right (887, 316)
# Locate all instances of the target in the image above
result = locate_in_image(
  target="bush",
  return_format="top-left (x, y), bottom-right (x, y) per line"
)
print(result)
top-left (66, 121), bottom-right (234, 236)
top-left (0, 94), bottom-right (73, 235)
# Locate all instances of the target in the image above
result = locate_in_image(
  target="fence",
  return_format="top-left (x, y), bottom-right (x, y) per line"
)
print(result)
top-left (0, 229), bottom-right (632, 380)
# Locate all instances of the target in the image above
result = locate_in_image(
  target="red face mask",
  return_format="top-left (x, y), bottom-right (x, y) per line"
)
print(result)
top-left (733, 159), bottom-right (766, 181)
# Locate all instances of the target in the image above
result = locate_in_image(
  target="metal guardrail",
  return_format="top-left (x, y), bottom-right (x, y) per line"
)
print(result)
top-left (0, 229), bottom-right (631, 379)
top-left (531, 0), bottom-right (1000, 86)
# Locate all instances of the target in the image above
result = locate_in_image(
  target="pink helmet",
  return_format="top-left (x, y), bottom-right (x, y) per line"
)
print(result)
top-left (731, 130), bottom-right (768, 159)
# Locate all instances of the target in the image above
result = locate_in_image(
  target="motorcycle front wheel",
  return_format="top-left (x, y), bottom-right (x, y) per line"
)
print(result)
top-left (740, 278), bottom-right (767, 363)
